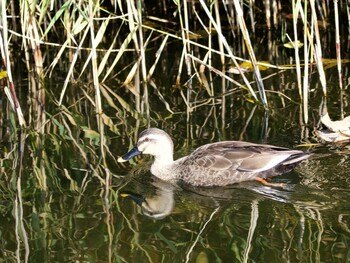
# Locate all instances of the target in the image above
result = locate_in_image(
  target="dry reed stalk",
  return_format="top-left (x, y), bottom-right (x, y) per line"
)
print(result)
top-left (88, 0), bottom-right (107, 166)
top-left (147, 35), bottom-right (169, 80)
top-left (232, 0), bottom-right (267, 107)
top-left (0, 1), bottom-right (26, 127)
top-left (221, 1), bottom-right (236, 38)
top-left (334, 0), bottom-right (343, 92)
top-left (198, 0), bottom-right (259, 102)
top-left (80, 15), bottom-right (110, 78)
top-left (188, 54), bottom-right (248, 90)
top-left (98, 23), bottom-right (123, 77)
top-left (193, 5), bottom-right (213, 86)
top-left (102, 27), bottom-right (137, 83)
top-left (292, 0), bottom-right (302, 99)
top-left (249, 0), bottom-right (255, 33)
top-left (88, 1), bottom-right (102, 116)
top-left (310, 0), bottom-right (327, 96)
top-left (347, 0), bottom-right (350, 34)
top-left (265, 0), bottom-right (271, 29)
top-left (59, 25), bottom-right (90, 105)
top-left (272, 0), bottom-right (278, 28)
top-left (136, 0), bottom-right (147, 82)
top-left (302, 1), bottom-right (309, 124)
top-left (183, 0), bottom-right (191, 77)
top-left (176, 46), bottom-right (186, 85)
top-left (214, 1), bottom-right (225, 65)
top-left (175, 0), bottom-right (191, 85)
top-left (148, 80), bottom-right (174, 114)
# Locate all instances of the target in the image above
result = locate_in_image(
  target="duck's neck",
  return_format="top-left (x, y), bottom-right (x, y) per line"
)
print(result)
top-left (154, 152), bottom-right (174, 166)
top-left (150, 153), bottom-right (175, 181)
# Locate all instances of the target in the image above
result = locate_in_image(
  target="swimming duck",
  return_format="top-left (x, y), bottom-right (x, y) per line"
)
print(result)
top-left (118, 128), bottom-right (311, 187)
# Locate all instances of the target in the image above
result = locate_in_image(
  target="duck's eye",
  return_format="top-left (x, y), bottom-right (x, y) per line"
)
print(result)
top-left (138, 137), bottom-right (150, 146)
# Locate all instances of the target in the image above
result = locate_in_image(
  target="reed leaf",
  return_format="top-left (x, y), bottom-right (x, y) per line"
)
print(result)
top-left (233, 0), bottom-right (267, 107)
top-left (59, 25), bottom-right (90, 105)
top-left (42, 0), bottom-right (72, 38)
top-left (147, 35), bottom-right (169, 81)
top-left (102, 27), bottom-right (137, 83)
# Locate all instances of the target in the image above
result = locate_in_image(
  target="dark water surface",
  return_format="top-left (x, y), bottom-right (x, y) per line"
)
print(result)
top-left (1, 32), bottom-right (350, 263)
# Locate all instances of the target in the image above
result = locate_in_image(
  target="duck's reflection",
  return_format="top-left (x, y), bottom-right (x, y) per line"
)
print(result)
top-left (120, 179), bottom-right (175, 220)
top-left (119, 167), bottom-right (332, 220)
top-left (119, 176), bottom-right (294, 220)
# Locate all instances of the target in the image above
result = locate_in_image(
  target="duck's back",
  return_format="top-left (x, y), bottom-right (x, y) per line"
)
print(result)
top-left (174, 141), bottom-right (310, 186)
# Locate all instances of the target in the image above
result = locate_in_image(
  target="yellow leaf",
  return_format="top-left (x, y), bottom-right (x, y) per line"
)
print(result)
top-left (228, 61), bottom-right (271, 74)
top-left (245, 98), bottom-right (256, 103)
top-left (0, 71), bottom-right (7, 80)
top-left (283, 40), bottom-right (303, 49)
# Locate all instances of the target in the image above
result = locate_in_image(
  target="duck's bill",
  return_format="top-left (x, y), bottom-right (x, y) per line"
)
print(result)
top-left (120, 191), bottom-right (145, 205)
top-left (117, 146), bottom-right (142, 162)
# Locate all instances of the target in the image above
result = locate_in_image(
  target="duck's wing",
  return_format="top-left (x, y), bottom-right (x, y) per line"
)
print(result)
top-left (183, 141), bottom-right (308, 173)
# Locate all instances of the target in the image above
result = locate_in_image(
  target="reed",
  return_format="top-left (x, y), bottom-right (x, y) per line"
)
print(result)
top-left (334, 0), bottom-right (343, 93)
top-left (302, 0), bottom-right (309, 124)
top-left (0, 1), bottom-right (26, 127)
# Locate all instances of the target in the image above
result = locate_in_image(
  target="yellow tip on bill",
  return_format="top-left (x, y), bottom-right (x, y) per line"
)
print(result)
top-left (117, 156), bottom-right (127, 163)
top-left (120, 193), bottom-right (129, 197)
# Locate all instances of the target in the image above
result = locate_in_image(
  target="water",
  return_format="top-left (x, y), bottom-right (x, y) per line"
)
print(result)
top-left (2, 84), bottom-right (350, 262)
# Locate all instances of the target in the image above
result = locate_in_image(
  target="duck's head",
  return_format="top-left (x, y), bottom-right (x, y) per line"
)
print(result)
top-left (118, 128), bottom-right (174, 163)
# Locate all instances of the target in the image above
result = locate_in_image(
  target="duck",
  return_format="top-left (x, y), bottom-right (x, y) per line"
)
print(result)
top-left (118, 128), bottom-right (311, 187)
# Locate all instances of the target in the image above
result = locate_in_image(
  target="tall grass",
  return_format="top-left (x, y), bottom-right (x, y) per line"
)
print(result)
top-left (1, 1), bottom-right (346, 113)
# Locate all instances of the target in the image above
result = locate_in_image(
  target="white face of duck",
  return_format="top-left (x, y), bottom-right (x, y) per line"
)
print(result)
top-left (118, 128), bottom-right (174, 163)
top-left (137, 129), bottom-right (174, 162)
